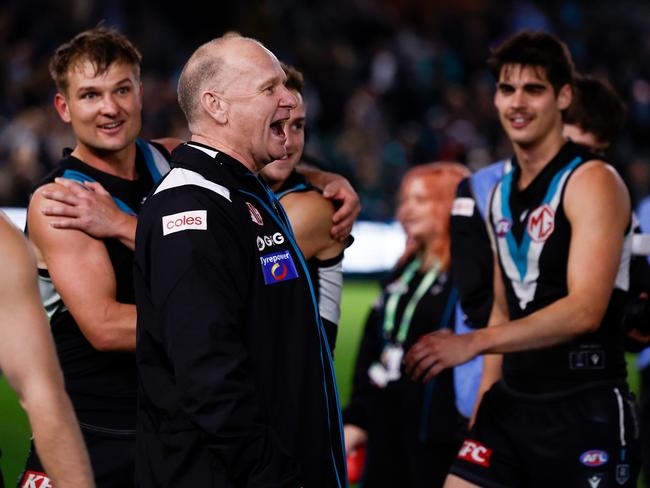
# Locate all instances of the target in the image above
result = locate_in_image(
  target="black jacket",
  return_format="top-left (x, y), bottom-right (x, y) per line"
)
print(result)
top-left (134, 142), bottom-right (346, 487)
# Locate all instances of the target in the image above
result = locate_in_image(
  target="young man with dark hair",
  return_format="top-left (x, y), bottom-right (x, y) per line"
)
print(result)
top-left (404, 31), bottom-right (640, 487)
top-left (563, 74), bottom-right (627, 152)
top-left (261, 63), bottom-right (347, 353)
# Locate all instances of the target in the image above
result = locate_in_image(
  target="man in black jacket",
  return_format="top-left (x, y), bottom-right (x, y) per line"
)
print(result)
top-left (134, 35), bottom-right (346, 487)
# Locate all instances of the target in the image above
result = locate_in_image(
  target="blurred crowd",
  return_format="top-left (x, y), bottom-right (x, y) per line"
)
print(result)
top-left (1, 0), bottom-right (650, 218)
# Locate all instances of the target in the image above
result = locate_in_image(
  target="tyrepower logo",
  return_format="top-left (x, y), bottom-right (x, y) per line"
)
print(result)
top-left (260, 250), bottom-right (299, 285)
top-left (162, 210), bottom-right (207, 236)
top-left (527, 204), bottom-right (555, 242)
top-left (21, 471), bottom-right (52, 488)
top-left (257, 232), bottom-right (285, 251)
top-left (457, 439), bottom-right (493, 467)
top-left (580, 449), bottom-right (609, 467)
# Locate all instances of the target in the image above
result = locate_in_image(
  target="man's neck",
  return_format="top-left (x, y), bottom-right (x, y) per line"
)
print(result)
top-left (512, 129), bottom-right (565, 189)
top-left (71, 143), bottom-right (138, 180)
top-left (191, 134), bottom-right (261, 174)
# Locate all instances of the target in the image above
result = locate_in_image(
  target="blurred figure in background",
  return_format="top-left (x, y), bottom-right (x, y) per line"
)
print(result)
top-left (343, 162), bottom-right (469, 487)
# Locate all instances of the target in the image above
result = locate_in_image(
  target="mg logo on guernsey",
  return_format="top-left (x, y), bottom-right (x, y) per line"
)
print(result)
top-left (457, 439), bottom-right (493, 467)
top-left (162, 210), bottom-right (207, 236)
top-left (21, 471), bottom-right (52, 488)
top-left (257, 232), bottom-right (285, 251)
top-left (527, 204), bottom-right (555, 242)
top-left (260, 250), bottom-right (299, 285)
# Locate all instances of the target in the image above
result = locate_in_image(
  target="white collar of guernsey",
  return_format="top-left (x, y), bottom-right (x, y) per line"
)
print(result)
top-left (186, 142), bottom-right (219, 158)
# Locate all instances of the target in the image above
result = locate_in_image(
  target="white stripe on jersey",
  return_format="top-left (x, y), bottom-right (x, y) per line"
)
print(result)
top-left (154, 168), bottom-right (231, 202)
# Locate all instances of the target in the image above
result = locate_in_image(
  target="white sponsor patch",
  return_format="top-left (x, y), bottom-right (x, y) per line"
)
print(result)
top-left (162, 210), bottom-right (207, 236)
top-left (452, 197), bottom-right (475, 217)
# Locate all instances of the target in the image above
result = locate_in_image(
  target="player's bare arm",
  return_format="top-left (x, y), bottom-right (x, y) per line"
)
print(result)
top-left (405, 160), bottom-right (629, 377)
top-left (0, 214), bottom-right (94, 487)
top-left (29, 185), bottom-right (136, 351)
top-left (296, 164), bottom-right (361, 241)
top-left (280, 191), bottom-right (345, 260)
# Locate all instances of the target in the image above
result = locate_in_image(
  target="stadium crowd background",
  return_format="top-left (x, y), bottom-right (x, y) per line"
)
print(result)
top-left (2, 0), bottom-right (650, 221)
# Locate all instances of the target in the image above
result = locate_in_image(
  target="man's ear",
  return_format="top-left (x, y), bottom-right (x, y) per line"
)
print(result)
top-left (557, 84), bottom-right (572, 111)
top-left (53, 93), bottom-right (71, 123)
top-left (200, 91), bottom-right (228, 125)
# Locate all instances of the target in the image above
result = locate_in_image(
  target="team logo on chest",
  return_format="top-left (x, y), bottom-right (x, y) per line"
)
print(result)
top-left (245, 202), bottom-right (264, 226)
top-left (527, 204), bottom-right (555, 242)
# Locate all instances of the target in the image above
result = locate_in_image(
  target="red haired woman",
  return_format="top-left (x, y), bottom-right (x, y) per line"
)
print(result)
top-left (343, 162), bottom-right (470, 487)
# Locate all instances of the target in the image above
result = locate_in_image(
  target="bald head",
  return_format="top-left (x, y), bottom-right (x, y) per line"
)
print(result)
top-left (177, 36), bottom-right (275, 131)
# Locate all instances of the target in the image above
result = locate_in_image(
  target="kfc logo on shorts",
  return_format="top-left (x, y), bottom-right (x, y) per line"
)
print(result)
top-left (20, 470), bottom-right (52, 488)
top-left (527, 204), bottom-right (555, 242)
top-left (246, 202), bottom-right (264, 226)
top-left (256, 232), bottom-right (285, 251)
top-left (162, 210), bottom-right (207, 236)
top-left (495, 218), bottom-right (512, 238)
top-left (580, 449), bottom-right (609, 467)
top-left (457, 439), bottom-right (493, 467)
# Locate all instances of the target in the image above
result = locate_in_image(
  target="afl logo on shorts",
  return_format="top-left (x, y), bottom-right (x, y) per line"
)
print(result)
top-left (495, 218), bottom-right (512, 238)
top-left (527, 204), bottom-right (555, 242)
top-left (580, 449), bottom-right (609, 467)
top-left (246, 202), bottom-right (264, 226)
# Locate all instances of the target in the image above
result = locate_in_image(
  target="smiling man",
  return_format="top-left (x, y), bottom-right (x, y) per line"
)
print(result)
top-left (133, 36), bottom-right (346, 487)
top-left (25, 27), bottom-right (175, 487)
top-left (403, 31), bottom-right (640, 487)
top-left (261, 64), bottom-right (347, 354)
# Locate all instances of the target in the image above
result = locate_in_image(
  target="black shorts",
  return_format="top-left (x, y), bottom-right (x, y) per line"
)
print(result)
top-left (19, 423), bottom-right (135, 488)
top-left (449, 380), bottom-right (640, 487)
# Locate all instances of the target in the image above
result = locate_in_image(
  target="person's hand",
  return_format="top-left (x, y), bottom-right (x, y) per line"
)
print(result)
top-left (41, 177), bottom-right (133, 240)
top-left (343, 424), bottom-right (368, 455)
top-left (322, 178), bottom-right (361, 242)
top-left (403, 329), bottom-right (478, 383)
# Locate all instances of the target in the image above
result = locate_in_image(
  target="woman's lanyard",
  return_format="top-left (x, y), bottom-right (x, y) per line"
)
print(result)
top-left (383, 257), bottom-right (441, 345)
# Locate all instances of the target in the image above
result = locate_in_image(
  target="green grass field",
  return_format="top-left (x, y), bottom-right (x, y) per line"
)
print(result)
top-left (0, 279), bottom-right (645, 486)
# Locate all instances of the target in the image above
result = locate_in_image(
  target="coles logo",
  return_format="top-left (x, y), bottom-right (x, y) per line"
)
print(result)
top-left (527, 204), bottom-right (555, 242)
top-left (257, 232), bottom-right (285, 251)
top-left (495, 218), bottom-right (512, 238)
top-left (580, 450), bottom-right (609, 467)
top-left (260, 250), bottom-right (299, 285)
top-left (457, 439), bottom-right (493, 467)
top-left (21, 470), bottom-right (52, 488)
top-left (162, 210), bottom-right (207, 236)
top-left (246, 202), bottom-right (264, 226)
